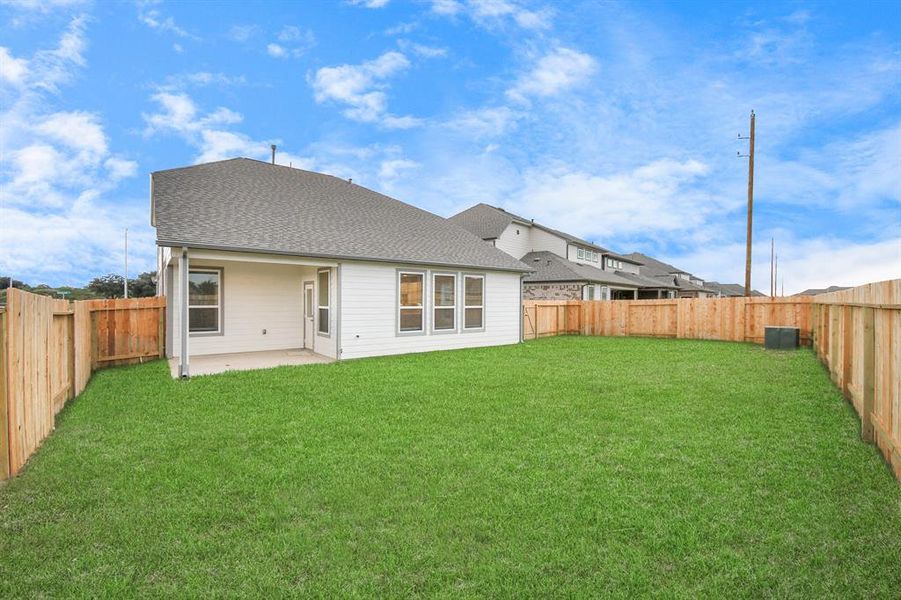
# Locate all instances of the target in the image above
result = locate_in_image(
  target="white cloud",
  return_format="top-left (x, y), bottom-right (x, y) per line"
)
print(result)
top-left (445, 106), bottom-right (518, 138)
top-left (160, 71), bottom-right (247, 90)
top-left (36, 111), bottom-right (108, 158)
top-left (137, 1), bottom-right (195, 39)
top-left (310, 50), bottom-right (421, 128)
top-left (0, 0), bottom-right (86, 13)
top-left (384, 22), bottom-right (417, 35)
top-left (431, 0), bottom-right (552, 30)
top-left (0, 47), bottom-right (29, 86)
top-left (511, 159), bottom-right (712, 240)
top-left (674, 237), bottom-right (901, 296)
top-left (379, 158), bottom-right (419, 179)
top-left (267, 43), bottom-right (287, 58)
top-left (507, 46), bottom-right (597, 102)
top-left (430, 0), bottom-right (462, 15)
top-left (0, 18), bottom-right (144, 285)
top-left (142, 91), bottom-right (314, 168)
top-left (397, 39), bottom-right (448, 58)
top-left (267, 26), bottom-right (316, 58)
top-left (227, 24), bottom-right (259, 42)
top-left (349, 0), bottom-right (390, 7)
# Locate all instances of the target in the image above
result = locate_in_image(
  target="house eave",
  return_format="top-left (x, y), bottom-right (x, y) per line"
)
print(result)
top-left (156, 239), bottom-right (534, 274)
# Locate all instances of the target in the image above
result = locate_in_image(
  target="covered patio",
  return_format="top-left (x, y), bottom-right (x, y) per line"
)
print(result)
top-left (168, 348), bottom-right (333, 377)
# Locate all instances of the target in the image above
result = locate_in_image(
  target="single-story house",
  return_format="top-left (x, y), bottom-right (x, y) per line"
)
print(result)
top-left (151, 158), bottom-right (531, 376)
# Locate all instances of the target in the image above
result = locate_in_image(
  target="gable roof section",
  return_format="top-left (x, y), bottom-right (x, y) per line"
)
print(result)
top-left (794, 285), bottom-right (850, 296)
top-left (624, 252), bottom-right (688, 275)
top-left (614, 270), bottom-right (678, 289)
top-left (446, 203), bottom-right (525, 240)
top-left (705, 281), bottom-right (766, 297)
top-left (449, 203), bottom-right (641, 263)
top-left (151, 158), bottom-right (530, 272)
top-left (521, 252), bottom-right (639, 288)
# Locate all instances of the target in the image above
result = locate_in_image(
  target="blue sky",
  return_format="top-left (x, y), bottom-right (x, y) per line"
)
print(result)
top-left (1, 0), bottom-right (899, 293)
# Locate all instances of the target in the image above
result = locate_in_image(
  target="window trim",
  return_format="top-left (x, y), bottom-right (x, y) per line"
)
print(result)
top-left (317, 268), bottom-right (331, 337)
top-left (462, 273), bottom-right (486, 332)
top-left (396, 269), bottom-right (427, 336)
top-left (577, 247), bottom-right (585, 260)
top-left (430, 271), bottom-right (458, 334)
top-left (187, 266), bottom-right (224, 337)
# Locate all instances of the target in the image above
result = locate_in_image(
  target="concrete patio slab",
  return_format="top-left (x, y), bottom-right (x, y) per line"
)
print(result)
top-left (169, 348), bottom-right (333, 377)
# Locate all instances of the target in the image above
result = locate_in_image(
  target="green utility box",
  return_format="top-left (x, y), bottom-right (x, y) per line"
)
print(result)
top-left (764, 326), bottom-right (800, 350)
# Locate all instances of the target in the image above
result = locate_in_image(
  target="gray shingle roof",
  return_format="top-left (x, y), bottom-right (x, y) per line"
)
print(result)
top-left (521, 252), bottom-right (639, 287)
top-left (624, 251), bottom-right (720, 293)
top-left (613, 270), bottom-right (678, 289)
top-left (449, 203), bottom-right (643, 262)
top-left (151, 158), bottom-right (530, 272)
top-left (793, 285), bottom-right (850, 296)
top-left (705, 281), bottom-right (766, 297)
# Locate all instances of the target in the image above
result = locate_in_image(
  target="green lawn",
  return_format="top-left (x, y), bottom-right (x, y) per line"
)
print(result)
top-left (1, 337), bottom-right (899, 597)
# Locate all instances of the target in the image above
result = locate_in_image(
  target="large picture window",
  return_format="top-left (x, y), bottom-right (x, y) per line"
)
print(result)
top-left (398, 272), bottom-right (424, 332)
top-left (433, 273), bottom-right (456, 331)
top-left (317, 269), bottom-right (330, 335)
top-left (188, 269), bottom-right (221, 334)
top-left (464, 274), bottom-right (484, 330)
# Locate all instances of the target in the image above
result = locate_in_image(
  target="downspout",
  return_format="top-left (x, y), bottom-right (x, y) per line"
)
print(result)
top-left (336, 263), bottom-right (342, 360)
top-left (179, 247), bottom-right (190, 378)
top-left (519, 273), bottom-right (526, 343)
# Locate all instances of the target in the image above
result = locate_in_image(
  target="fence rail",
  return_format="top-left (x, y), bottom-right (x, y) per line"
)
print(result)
top-left (1, 289), bottom-right (165, 479)
top-left (524, 279), bottom-right (900, 480)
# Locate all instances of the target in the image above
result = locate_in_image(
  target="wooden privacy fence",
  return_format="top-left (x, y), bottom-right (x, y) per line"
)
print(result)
top-left (523, 279), bottom-right (901, 480)
top-left (810, 280), bottom-right (900, 480)
top-left (1, 288), bottom-right (165, 479)
top-left (523, 296), bottom-right (813, 343)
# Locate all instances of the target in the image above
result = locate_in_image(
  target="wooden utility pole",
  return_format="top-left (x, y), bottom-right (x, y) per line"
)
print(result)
top-left (770, 237), bottom-right (775, 297)
top-left (124, 228), bottom-right (129, 299)
top-left (744, 110), bottom-right (756, 296)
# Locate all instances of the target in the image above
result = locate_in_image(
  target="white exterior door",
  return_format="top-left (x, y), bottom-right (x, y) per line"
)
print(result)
top-left (303, 281), bottom-right (314, 349)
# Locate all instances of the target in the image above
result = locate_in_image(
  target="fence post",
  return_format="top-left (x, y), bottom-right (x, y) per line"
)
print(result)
top-left (841, 305), bottom-right (853, 397)
top-left (860, 307), bottom-right (875, 443)
top-left (90, 310), bottom-right (98, 372)
top-left (66, 311), bottom-right (75, 400)
top-left (0, 308), bottom-right (8, 480)
top-left (157, 306), bottom-right (166, 359)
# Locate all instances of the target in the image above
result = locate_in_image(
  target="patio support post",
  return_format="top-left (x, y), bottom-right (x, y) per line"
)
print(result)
top-left (179, 247), bottom-right (190, 378)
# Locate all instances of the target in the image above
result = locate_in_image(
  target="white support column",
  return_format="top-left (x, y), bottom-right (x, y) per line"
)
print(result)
top-left (179, 247), bottom-right (190, 378)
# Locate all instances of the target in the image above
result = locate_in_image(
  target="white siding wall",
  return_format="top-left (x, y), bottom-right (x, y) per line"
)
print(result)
top-left (340, 261), bottom-right (521, 360)
top-left (530, 227), bottom-right (568, 257)
top-left (170, 259), bottom-right (337, 358)
top-left (567, 244), bottom-right (603, 266)
top-left (619, 262), bottom-right (640, 275)
top-left (495, 223), bottom-right (533, 259)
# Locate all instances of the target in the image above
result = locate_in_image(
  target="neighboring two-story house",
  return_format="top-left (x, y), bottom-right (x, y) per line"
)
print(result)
top-left (449, 204), bottom-right (678, 301)
top-left (623, 252), bottom-right (720, 298)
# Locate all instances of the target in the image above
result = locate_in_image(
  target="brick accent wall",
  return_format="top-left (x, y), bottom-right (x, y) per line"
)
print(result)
top-left (523, 282), bottom-right (583, 300)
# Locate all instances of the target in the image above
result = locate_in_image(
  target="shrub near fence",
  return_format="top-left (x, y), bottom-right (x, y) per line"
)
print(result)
top-left (0, 288), bottom-right (165, 479)
top-left (523, 279), bottom-right (901, 481)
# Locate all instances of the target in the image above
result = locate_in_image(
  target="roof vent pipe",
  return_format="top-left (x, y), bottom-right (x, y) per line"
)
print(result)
top-left (271, 144), bottom-right (276, 165)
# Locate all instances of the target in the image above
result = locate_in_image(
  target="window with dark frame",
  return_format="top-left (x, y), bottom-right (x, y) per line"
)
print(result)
top-left (433, 273), bottom-right (456, 331)
top-left (399, 272), bottom-right (424, 332)
top-left (317, 269), bottom-right (330, 334)
top-left (464, 275), bottom-right (484, 329)
top-left (188, 269), bottom-right (221, 333)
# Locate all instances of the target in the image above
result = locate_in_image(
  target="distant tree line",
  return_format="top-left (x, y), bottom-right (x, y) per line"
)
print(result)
top-left (1, 272), bottom-right (158, 301)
